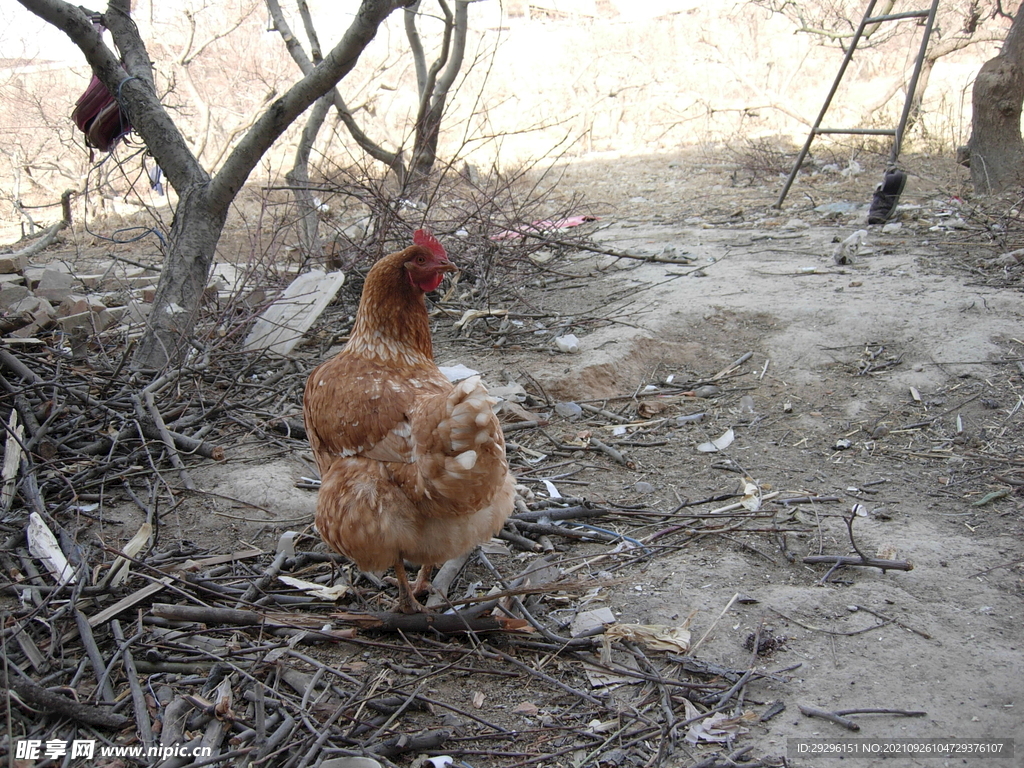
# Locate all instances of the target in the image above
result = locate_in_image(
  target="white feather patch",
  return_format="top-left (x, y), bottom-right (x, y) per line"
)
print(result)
top-left (454, 450), bottom-right (478, 470)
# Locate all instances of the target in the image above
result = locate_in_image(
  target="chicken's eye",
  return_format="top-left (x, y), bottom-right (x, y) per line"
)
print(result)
top-left (416, 256), bottom-right (426, 264)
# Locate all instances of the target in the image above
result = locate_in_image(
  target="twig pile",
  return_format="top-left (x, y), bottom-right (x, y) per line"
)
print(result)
top-left (0, 528), bottom-right (793, 768)
top-left (0, 340), bottom-right (803, 767)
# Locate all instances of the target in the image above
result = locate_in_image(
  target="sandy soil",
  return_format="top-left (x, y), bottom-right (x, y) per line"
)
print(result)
top-left (500, 150), bottom-right (1024, 767)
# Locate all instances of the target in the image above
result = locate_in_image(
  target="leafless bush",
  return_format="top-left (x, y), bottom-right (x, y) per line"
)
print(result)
top-left (277, 146), bottom-right (593, 303)
top-left (730, 137), bottom-right (797, 180)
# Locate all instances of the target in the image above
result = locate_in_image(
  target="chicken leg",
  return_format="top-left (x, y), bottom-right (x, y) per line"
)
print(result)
top-left (392, 560), bottom-right (433, 613)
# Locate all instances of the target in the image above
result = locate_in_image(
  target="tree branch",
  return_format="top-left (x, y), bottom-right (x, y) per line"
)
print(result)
top-left (16, 0), bottom-right (207, 196)
top-left (210, 0), bottom-right (410, 212)
top-left (265, 0), bottom-right (406, 177)
top-left (405, 0), bottom-right (428, 94)
top-left (433, 0), bottom-right (467, 109)
top-left (415, 0), bottom-right (453, 123)
top-left (297, 0), bottom-right (324, 63)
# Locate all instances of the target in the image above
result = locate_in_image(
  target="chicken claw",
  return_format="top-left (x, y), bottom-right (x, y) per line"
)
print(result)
top-left (391, 560), bottom-right (431, 613)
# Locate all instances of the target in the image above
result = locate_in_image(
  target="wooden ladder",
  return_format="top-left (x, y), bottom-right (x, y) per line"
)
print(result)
top-left (775, 0), bottom-right (940, 208)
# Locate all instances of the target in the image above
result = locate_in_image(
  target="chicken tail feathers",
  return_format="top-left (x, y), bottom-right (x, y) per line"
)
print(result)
top-left (418, 375), bottom-right (511, 513)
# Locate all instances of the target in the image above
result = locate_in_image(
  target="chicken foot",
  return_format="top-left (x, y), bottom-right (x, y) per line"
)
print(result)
top-left (391, 560), bottom-right (434, 613)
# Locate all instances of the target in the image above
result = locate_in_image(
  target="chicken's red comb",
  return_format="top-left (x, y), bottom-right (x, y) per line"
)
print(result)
top-left (413, 229), bottom-right (446, 258)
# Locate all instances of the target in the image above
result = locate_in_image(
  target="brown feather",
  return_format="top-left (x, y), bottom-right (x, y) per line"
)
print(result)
top-left (303, 239), bottom-right (515, 610)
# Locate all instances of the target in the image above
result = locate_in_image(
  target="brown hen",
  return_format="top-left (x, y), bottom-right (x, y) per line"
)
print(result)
top-left (303, 230), bottom-right (515, 612)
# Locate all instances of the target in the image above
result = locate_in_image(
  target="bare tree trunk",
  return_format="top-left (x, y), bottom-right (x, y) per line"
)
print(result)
top-left (17, 0), bottom-right (410, 370)
top-left (144, 184), bottom-right (227, 366)
top-left (285, 95), bottom-right (333, 264)
top-left (969, 3), bottom-right (1024, 194)
top-left (406, 0), bottom-right (468, 198)
top-left (268, 0), bottom-right (467, 201)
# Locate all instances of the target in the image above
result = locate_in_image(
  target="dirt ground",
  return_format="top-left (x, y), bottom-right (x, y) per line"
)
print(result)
top-left (189, 149), bottom-right (1023, 766)
top-left (7, 147), bottom-right (1024, 767)
top-left (501, 149), bottom-right (1024, 766)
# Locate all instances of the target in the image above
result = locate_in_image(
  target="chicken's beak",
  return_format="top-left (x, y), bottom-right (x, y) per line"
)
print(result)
top-left (435, 259), bottom-right (458, 274)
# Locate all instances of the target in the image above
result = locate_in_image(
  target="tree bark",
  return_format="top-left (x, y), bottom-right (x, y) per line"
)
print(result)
top-left (142, 184), bottom-right (226, 366)
top-left (969, 3), bottom-right (1024, 194)
top-left (16, 0), bottom-right (410, 370)
top-left (406, 0), bottom-right (468, 198)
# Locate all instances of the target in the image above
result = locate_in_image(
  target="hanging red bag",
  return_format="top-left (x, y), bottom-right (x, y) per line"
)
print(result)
top-left (71, 74), bottom-right (131, 152)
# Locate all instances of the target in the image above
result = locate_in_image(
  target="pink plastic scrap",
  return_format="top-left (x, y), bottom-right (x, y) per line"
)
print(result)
top-left (490, 215), bottom-right (598, 241)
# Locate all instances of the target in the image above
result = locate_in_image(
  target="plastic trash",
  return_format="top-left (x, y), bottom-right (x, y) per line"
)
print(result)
top-left (554, 334), bottom-right (580, 353)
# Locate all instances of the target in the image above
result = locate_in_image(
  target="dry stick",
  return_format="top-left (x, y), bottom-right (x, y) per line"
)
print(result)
top-left (475, 551), bottom-right (593, 647)
top-left (579, 402), bottom-right (632, 423)
top-left (252, 713), bottom-right (297, 764)
top-left (687, 593), bottom-right (739, 657)
top-left (514, 229), bottom-right (695, 264)
top-left (776, 495), bottom-right (842, 505)
top-left (153, 603), bottom-right (262, 626)
top-left (969, 556), bottom-right (1024, 578)
top-left (574, 655), bottom-right (716, 692)
top-left (425, 550), bottom-right (473, 608)
top-left (134, 392), bottom-right (194, 491)
top-left (710, 351), bottom-right (753, 380)
top-left (330, 610), bottom-right (530, 635)
top-left (686, 745), bottom-right (757, 768)
top-left (361, 683), bottom-right (426, 746)
top-left (623, 641), bottom-right (676, 755)
top-left (512, 505), bottom-right (612, 522)
top-left (295, 697), bottom-right (362, 768)
top-left (589, 438), bottom-right (630, 466)
top-left (73, 607), bottom-right (117, 703)
top-left (161, 697), bottom-right (191, 748)
top-left (292, 667), bottom-right (330, 749)
top-left (11, 620), bottom-right (45, 673)
top-left (368, 728), bottom-right (452, 759)
top-left (836, 707), bottom-right (927, 717)
top-left (512, 519), bottom-right (619, 543)
top-left (897, 392), bottom-right (983, 430)
top-left (798, 704), bottom-right (860, 731)
top-left (78, 421), bottom-right (225, 460)
top-left (485, 644), bottom-right (605, 707)
top-left (2, 219), bottom-right (66, 259)
top-left (573, 718), bottom-right (652, 768)
top-left (86, 576), bottom-right (175, 629)
top-left (198, 704), bottom-right (231, 763)
top-left (705, 491), bottom-right (782, 516)
top-left (507, 729), bottom-right (651, 768)
top-left (235, 551), bottom-right (288, 609)
top-left (497, 527), bottom-right (543, 552)
top-left (852, 604), bottom-right (932, 640)
top-left (668, 655), bottom-right (791, 685)
top-left (714, 669), bottom-right (753, 708)
top-left (766, 606), bottom-right (892, 637)
top-left (802, 554), bottom-right (913, 572)
top-left (10, 678), bottom-right (130, 729)
top-left (111, 620), bottom-right (156, 751)
top-left (444, 576), bottom-right (616, 614)
top-left (502, 419), bottom-right (545, 433)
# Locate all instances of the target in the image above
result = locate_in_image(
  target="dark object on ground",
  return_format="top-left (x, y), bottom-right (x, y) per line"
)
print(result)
top-left (868, 169), bottom-right (907, 225)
